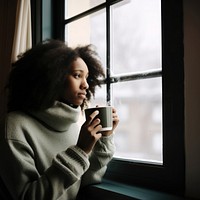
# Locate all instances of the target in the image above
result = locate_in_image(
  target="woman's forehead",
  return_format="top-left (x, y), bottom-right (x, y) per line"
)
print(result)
top-left (70, 57), bottom-right (89, 73)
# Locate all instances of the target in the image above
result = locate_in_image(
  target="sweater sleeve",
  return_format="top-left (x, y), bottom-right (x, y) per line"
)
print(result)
top-left (80, 134), bottom-right (115, 187)
top-left (0, 140), bottom-right (90, 200)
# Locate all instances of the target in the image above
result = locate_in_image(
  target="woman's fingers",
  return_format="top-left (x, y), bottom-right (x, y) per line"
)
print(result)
top-left (86, 110), bottom-right (99, 125)
top-left (87, 118), bottom-right (102, 133)
top-left (78, 106), bottom-right (119, 152)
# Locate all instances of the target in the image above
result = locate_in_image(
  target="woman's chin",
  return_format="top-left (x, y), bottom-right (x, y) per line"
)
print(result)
top-left (59, 98), bottom-right (85, 107)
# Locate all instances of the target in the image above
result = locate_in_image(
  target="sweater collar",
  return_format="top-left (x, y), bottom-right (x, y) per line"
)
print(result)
top-left (30, 101), bottom-right (81, 132)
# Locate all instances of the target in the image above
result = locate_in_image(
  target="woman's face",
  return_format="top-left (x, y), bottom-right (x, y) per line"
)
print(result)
top-left (61, 57), bottom-right (89, 106)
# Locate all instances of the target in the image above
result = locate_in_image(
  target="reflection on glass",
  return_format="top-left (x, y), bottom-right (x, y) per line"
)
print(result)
top-left (113, 78), bottom-right (162, 163)
top-left (111, 0), bottom-right (161, 74)
top-left (65, 0), bottom-right (105, 19)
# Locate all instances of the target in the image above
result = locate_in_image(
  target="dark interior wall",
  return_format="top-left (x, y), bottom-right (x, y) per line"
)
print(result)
top-left (0, 0), bottom-right (18, 119)
top-left (184, 0), bottom-right (200, 198)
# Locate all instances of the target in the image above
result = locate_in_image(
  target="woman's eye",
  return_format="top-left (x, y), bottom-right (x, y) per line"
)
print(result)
top-left (74, 74), bottom-right (81, 78)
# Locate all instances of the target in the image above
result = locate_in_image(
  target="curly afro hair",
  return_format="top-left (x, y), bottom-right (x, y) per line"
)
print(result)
top-left (6, 39), bottom-right (105, 112)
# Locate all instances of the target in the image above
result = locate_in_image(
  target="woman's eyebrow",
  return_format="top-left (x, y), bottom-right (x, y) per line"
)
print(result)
top-left (71, 69), bottom-right (83, 73)
top-left (73, 69), bottom-right (89, 74)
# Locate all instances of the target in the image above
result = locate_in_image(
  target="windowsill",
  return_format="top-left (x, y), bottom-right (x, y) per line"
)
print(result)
top-left (82, 179), bottom-right (187, 200)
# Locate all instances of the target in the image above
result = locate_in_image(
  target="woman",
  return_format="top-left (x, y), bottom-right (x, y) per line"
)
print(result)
top-left (0, 39), bottom-right (119, 200)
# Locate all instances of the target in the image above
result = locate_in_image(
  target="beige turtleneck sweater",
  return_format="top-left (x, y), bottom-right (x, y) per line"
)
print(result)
top-left (0, 101), bottom-right (115, 200)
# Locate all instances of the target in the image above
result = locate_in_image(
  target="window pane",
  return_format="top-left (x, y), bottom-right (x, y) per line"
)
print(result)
top-left (113, 78), bottom-right (162, 163)
top-left (65, 0), bottom-right (105, 19)
top-left (111, 0), bottom-right (162, 74)
top-left (89, 84), bottom-right (107, 107)
top-left (65, 9), bottom-right (106, 70)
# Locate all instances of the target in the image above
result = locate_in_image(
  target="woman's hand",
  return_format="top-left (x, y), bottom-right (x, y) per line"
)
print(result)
top-left (77, 110), bottom-right (102, 154)
top-left (101, 107), bottom-right (119, 136)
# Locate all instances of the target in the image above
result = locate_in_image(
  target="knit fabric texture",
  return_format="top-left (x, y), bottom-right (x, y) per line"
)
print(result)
top-left (0, 101), bottom-right (115, 200)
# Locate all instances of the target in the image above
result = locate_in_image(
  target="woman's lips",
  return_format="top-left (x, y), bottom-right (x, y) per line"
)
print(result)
top-left (78, 93), bottom-right (87, 99)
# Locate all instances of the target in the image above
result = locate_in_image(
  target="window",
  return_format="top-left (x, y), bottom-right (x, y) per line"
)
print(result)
top-left (53, 0), bottom-right (184, 194)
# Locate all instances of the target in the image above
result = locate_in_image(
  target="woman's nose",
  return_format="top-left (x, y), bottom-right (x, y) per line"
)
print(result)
top-left (81, 78), bottom-right (89, 89)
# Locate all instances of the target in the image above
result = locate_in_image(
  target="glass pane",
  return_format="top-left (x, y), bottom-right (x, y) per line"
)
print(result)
top-left (111, 0), bottom-right (162, 74)
top-left (65, 0), bottom-right (105, 19)
top-left (65, 9), bottom-right (106, 70)
top-left (113, 78), bottom-right (162, 163)
top-left (89, 84), bottom-right (107, 107)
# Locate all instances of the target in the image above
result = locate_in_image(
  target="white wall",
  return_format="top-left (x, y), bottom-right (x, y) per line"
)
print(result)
top-left (184, 0), bottom-right (200, 198)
